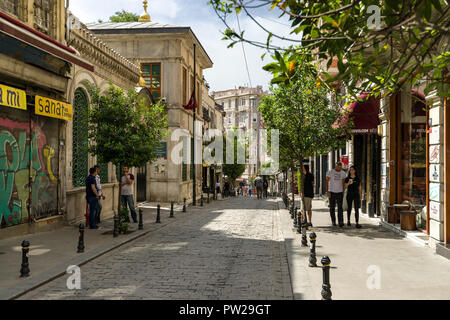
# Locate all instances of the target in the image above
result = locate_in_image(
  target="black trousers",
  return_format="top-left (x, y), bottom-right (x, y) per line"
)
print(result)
top-left (346, 192), bottom-right (360, 223)
top-left (329, 192), bottom-right (344, 225)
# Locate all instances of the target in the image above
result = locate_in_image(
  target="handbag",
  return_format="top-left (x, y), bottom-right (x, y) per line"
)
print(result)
top-left (342, 190), bottom-right (348, 212)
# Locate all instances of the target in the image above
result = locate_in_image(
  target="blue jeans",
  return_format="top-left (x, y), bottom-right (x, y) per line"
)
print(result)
top-left (86, 196), bottom-right (99, 228)
top-left (121, 195), bottom-right (137, 222)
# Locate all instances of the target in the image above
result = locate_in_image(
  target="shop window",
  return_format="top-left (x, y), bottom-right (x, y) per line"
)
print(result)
top-left (399, 92), bottom-right (426, 227)
top-left (72, 88), bottom-right (89, 188)
top-left (142, 63), bottom-right (161, 100)
top-left (182, 137), bottom-right (187, 181)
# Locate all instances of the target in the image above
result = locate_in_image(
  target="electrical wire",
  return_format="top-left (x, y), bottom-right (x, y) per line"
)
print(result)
top-left (235, 11), bottom-right (253, 88)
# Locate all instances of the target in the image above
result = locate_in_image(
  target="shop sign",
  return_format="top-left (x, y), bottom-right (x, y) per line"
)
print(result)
top-left (429, 145), bottom-right (440, 164)
top-left (430, 126), bottom-right (440, 145)
top-left (0, 84), bottom-right (27, 110)
top-left (155, 142), bottom-right (167, 159)
top-left (430, 201), bottom-right (441, 221)
top-left (430, 164), bottom-right (440, 182)
top-left (381, 164), bottom-right (387, 176)
top-left (35, 95), bottom-right (72, 121)
top-left (381, 176), bottom-right (386, 189)
top-left (429, 183), bottom-right (440, 202)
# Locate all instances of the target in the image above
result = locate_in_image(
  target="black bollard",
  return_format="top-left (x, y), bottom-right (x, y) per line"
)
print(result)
top-left (156, 204), bottom-right (161, 223)
top-left (170, 202), bottom-right (174, 218)
top-left (309, 232), bottom-right (317, 267)
top-left (321, 256), bottom-right (332, 300)
top-left (297, 213), bottom-right (302, 233)
top-left (290, 205), bottom-right (295, 219)
top-left (293, 207), bottom-right (298, 228)
top-left (138, 208), bottom-right (143, 230)
top-left (113, 214), bottom-right (119, 238)
top-left (20, 240), bottom-right (30, 277)
top-left (200, 194), bottom-right (204, 206)
top-left (301, 218), bottom-right (308, 247)
top-left (183, 198), bottom-right (186, 212)
top-left (77, 223), bottom-right (85, 253)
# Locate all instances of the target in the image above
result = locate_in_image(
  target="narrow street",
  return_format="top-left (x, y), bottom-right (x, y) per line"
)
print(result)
top-left (19, 197), bottom-right (293, 300)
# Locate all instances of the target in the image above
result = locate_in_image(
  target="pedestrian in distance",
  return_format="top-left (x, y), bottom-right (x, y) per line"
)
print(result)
top-left (263, 178), bottom-right (268, 198)
top-left (326, 162), bottom-right (347, 227)
top-left (94, 165), bottom-right (106, 224)
top-left (215, 181), bottom-right (221, 199)
top-left (86, 167), bottom-right (100, 229)
top-left (344, 166), bottom-right (362, 228)
top-left (121, 166), bottom-right (137, 223)
top-left (255, 177), bottom-right (263, 199)
top-left (301, 164), bottom-right (314, 227)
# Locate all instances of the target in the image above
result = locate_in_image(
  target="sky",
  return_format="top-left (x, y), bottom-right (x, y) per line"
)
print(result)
top-left (68, 0), bottom-right (295, 92)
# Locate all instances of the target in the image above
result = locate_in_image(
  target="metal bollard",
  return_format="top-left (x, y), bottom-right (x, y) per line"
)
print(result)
top-left (200, 194), bottom-right (204, 206)
top-left (297, 213), bottom-right (302, 233)
top-left (156, 204), bottom-right (161, 223)
top-left (113, 214), bottom-right (119, 238)
top-left (309, 232), bottom-right (317, 267)
top-left (170, 202), bottom-right (174, 218)
top-left (183, 198), bottom-right (186, 212)
top-left (293, 207), bottom-right (298, 228)
top-left (290, 206), bottom-right (295, 219)
top-left (138, 208), bottom-right (143, 230)
top-left (20, 240), bottom-right (30, 277)
top-left (301, 218), bottom-right (308, 247)
top-left (77, 223), bottom-right (85, 253)
top-left (321, 256), bottom-right (332, 300)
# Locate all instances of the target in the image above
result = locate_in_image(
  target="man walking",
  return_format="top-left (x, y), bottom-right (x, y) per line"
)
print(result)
top-left (263, 178), bottom-right (268, 198)
top-left (86, 167), bottom-right (100, 229)
top-left (301, 164), bottom-right (314, 227)
top-left (121, 166), bottom-right (137, 223)
top-left (94, 165), bottom-right (106, 224)
top-left (326, 162), bottom-right (347, 227)
top-left (255, 177), bottom-right (263, 199)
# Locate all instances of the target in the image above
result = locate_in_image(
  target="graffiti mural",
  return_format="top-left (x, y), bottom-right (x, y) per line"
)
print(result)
top-left (0, 111), bottom-right (58, 228)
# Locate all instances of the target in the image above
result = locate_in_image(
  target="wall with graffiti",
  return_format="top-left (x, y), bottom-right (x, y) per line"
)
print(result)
top-left (0, 108), bottom-right (59, 228)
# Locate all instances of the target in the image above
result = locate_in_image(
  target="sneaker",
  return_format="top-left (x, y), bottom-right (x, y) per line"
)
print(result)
top-left (339, 223), bottom-right (344, 228)
top-left (332, 223), bottom-right (337, 227)
top-left (347, 222), bottom-right (351, 227)
top-left (356, 223), bottom-right (362, 228)
top-left (307, 222), bottom-right (313, 227)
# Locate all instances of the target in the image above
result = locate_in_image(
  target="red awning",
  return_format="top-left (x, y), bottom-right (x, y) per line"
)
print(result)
top-left (0, 12), bottom-right (94, 72)
top-left (334, 93), bottom-right (381, 135)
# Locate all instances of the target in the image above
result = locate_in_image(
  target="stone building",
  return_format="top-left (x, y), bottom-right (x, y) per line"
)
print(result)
top-left (212, 85), bottom-right (266, 183)
top-left (86, 4), bottom-right (213, 204)
top-left (0, 1), bottom-right (140, 238)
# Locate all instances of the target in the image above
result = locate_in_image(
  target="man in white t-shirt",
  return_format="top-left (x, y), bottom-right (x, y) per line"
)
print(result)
top-left (326, 162), bottom-right (347, 227)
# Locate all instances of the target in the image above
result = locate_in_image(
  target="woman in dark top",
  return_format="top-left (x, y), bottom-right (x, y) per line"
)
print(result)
top-left (344, 166), bottom-right (362, 228)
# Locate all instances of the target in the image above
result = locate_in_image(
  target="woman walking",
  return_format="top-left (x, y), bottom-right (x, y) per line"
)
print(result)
top-left (344, 166), bottom-right (362, 228)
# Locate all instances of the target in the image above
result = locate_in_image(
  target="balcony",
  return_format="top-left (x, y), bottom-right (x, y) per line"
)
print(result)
top-left (238, 105), bottom-right (247, 112)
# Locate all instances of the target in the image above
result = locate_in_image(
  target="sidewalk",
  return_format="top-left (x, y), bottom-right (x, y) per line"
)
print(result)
top-left (0, 200), bottom-right (216, 300)
top-left (278, 198), bottom-right (450, 300)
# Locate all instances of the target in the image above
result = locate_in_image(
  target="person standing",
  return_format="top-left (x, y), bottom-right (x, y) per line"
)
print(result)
top-left (344, 166), bottom-right (362, 228)
top-left (215, 181), bottom-right (221, 199)
top-left (325, 162), bottom-right (347, 227)
top-left (263, 178), bottom-right (268, 198)
top-left (121, 166), bottom-right (137, 223)
top-left (255, 177), bottom-right (263, 199)
top-left (301, 164), bottom-right (314, 227)
top-left (94, 165), bottom-right (106, 224)
top-left (86, 167), bottom-right (100, 229)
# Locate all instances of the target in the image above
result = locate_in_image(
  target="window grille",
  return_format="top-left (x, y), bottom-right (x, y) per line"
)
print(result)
top-left (72, 88), bottom-right (89, 188)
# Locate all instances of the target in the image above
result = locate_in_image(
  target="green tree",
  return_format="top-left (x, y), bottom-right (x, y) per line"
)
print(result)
top-left (109, 10), bottom-right (139, 22)
top-left (87, 83), bottom-right (167, 225)
top-left (258, 62), bottom-right (350, 206)
top-left (209, 0), bottom-right (450, 98)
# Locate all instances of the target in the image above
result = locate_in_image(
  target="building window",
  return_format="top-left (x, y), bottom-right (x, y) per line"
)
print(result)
top-left (72, 88), bottom-right (89, 188)
top-left (228, 114), bottom-right (231, 124)
top-left (34, 0), bottom-right (53, 36)
top-left (142, 63), bottom-right (161, 100)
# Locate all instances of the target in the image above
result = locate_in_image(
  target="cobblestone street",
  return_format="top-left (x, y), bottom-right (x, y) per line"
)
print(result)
top-left (19, 197), bottom-right (293, 300)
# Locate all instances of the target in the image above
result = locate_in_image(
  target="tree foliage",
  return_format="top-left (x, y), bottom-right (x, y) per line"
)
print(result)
top-left (222, 130), bottom-right (247, 185)
top-left (209, 0), bottom-right (450, 98)
top-left (87, 83), bottom-right (168, 170)
top-left (109, 10), bottom-right (139, 22)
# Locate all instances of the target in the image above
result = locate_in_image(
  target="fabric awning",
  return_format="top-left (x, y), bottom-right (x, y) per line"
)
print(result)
top-left (334, 93), bottom-right (381, 135)
top-left (0, 12), bottom-right (94, 73)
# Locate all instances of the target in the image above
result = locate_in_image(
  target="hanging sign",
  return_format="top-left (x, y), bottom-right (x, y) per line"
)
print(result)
top-left (0, 84), bottom-right (27, 110)
top-left (35, 95), bottom-right (72, 121)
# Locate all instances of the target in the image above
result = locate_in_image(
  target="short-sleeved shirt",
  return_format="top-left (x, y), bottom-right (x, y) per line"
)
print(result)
top-left (327, 169), bottom-right (346, 193)
top-left (345, 176), bottom-right (361, 195)
top-left (95, 175), bottom-right (102, 196)
top-left (86, 175), bottom-right (97, 198)
top-left (303, 172), bottom-right (314, 198)
top-left (121, 174), bottom-right (134, 195)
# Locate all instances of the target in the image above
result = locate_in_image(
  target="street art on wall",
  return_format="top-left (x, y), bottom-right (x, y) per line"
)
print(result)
top-left (0, 112), bottom-right (58, 228)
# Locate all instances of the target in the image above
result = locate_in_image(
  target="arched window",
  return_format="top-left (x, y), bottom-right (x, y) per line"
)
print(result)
top-left (72, 88), bottom-right (89, 187)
